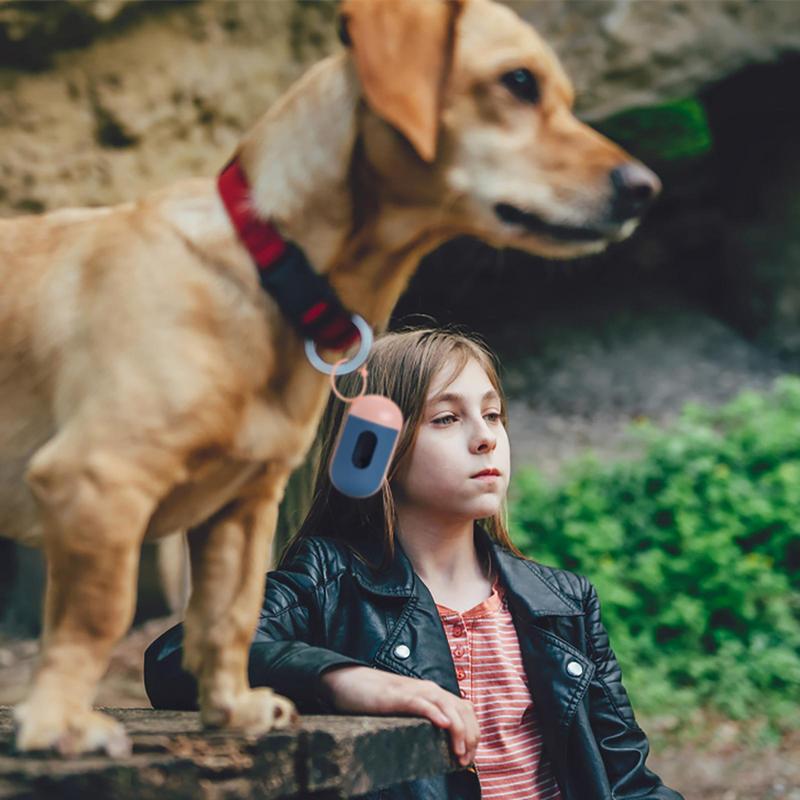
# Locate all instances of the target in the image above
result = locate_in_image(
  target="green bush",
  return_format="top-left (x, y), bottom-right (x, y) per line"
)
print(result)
top-left (509, 377), bottom-right (800, 733)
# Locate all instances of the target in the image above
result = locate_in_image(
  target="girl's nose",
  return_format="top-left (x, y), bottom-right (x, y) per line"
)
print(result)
top-left (471, 425), bottom-right (497, 454)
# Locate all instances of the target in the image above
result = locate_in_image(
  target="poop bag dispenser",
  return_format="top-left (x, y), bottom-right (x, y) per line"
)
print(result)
top-left (330, 394), bottom-right (403, 498)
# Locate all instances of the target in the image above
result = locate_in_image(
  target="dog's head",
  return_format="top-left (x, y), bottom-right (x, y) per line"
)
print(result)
top-left (340, 0), bottom-right (660, 259)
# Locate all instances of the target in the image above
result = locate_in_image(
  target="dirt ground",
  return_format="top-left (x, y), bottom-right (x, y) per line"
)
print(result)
top-left (1, 619), bottom-right (798, 800)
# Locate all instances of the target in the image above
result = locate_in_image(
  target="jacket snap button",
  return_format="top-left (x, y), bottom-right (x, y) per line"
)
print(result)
top-left (566, 660), bottom-right (584, 677)
top-left (394, 644), bottom-right (411, 659)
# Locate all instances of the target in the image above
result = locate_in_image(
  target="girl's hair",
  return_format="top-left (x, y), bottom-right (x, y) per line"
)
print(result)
top-left (286, 326), bottom-right (521, 567)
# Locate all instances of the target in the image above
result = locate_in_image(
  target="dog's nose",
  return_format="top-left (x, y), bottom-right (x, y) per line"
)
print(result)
top-left (610, 162), bottom-right (661, 222)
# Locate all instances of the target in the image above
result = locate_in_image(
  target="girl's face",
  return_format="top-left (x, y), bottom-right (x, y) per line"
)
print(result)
top-left (393, 357), bottom-right (511, 523)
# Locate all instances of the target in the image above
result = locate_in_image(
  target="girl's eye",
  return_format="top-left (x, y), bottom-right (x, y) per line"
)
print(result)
top-left (484, 412), bottom-right (502, 423)
top-left (432, 414), bottom-right (457, 426)
top-left (500, 67), bottom-right (540, 104)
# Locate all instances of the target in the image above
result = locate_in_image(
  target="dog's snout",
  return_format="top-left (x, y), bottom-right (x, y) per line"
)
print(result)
top-left (610, 162), bottom-right (661, 222)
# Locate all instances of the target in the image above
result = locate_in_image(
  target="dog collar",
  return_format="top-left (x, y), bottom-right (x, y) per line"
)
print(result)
top-left (217, 158), bottom-right (361, 352)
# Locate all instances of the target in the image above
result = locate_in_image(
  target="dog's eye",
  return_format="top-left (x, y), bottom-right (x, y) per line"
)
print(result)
top-left (500, 68), bottom-right (540, 104)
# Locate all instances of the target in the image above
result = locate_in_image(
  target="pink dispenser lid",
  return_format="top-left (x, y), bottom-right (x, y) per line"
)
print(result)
top-left (349, 394), bottom-right (403, 430)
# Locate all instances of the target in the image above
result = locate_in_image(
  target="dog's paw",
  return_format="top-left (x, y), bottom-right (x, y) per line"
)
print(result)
top-left (14, 703), bottom-right (131, 758)
top-left (57, 710), bottom-right (132, 758)
top-left (202, 687), bottom-right (298, 736)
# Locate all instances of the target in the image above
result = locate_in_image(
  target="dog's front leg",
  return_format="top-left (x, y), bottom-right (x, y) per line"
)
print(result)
top-left (15, 438), bottom-right (164, 756)
top-left (183, 464), bottom-right (296, 735)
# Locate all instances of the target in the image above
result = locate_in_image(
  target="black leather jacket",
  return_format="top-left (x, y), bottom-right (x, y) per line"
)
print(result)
top-left (144, 530), bottom-right (683, 800)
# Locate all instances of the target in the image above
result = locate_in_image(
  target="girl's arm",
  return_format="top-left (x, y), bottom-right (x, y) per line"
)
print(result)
top-left (143, 537), bottom-right (478, 766)
top-left (143, 538), bottom-right (369, 713)
top-left (582, 579), bottom-right (685, 800)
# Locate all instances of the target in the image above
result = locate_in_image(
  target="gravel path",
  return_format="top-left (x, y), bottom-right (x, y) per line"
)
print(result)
top-left (489, 290), bottom-right (784, 479)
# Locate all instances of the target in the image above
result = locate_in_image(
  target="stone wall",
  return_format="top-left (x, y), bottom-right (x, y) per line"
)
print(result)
top-left (2, 1), bottom-right (799, 215)
top-left (0, 1), bottom-right (337, 215)
top-left (0, 708), bottom-right (459, 799)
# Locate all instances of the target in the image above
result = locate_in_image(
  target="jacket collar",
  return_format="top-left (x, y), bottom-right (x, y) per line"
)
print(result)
top-left (350, 534), bottom-right (416, 597)
top-left (490, 540), bottom-right (582, 618)
top-left (350, 525), bottom-right (581, 618)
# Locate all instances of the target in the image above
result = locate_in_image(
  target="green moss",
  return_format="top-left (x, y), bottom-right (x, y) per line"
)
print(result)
top-left (596, 98), bottom-right (713, 162)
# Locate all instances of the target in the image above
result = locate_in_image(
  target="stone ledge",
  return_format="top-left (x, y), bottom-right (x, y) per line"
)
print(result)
top-left (0, 708), bottom-right (460, 799)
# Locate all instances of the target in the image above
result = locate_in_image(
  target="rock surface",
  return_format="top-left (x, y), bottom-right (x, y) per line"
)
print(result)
top-left (0, 1), bottom-right (337, 215)
top-left (513, 0), bottom-right (800, 120)
top-left (2, 1), bottom-right (800, 215)
top-left (0, 707), bottom-right (458, 800)
top-left (2, 0), bottom-right (799, 633)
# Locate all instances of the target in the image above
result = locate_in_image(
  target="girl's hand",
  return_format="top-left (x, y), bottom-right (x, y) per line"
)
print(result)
top-left (320, 665), bottom-right (479, 766)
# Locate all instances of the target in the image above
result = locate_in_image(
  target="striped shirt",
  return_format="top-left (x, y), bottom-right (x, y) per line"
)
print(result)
top-left (436, 583), bottom-right (562, 800)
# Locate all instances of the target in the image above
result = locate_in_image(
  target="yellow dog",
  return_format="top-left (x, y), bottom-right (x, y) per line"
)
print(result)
top-left (0, 0), bottom-right (659, 756)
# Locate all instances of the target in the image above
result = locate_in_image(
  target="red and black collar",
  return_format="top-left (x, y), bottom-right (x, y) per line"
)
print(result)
top-left (217, 158), bottom-right (361, 352)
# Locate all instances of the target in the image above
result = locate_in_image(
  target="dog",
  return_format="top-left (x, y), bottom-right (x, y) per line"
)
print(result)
top-left (0, 0), bottom-right (659, 756)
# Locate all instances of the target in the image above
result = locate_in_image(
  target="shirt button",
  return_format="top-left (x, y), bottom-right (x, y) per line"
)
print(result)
top-left (454, 649), bottom-right (464, 658)
top-left (566, 660), bottom-right (584, 677)
top-left (452, 625), bottom-right (465, 637)
top-left (394, 644), bottom-right (411, 659)
top-left (456, 669), bottom-right (466, 680)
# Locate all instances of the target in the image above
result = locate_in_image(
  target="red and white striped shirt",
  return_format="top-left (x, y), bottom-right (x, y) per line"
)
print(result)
top-left (436, 583), bottom-right (562, 800)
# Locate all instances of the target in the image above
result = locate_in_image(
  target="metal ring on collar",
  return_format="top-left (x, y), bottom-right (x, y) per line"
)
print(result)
top-left (304, 314), bottom-right (373, 375)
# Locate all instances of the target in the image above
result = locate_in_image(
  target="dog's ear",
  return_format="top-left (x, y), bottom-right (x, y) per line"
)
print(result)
top-left (339, 0), bottom-right (463, 163)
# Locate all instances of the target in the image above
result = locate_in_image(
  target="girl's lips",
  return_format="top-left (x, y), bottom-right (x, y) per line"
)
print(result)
top-left (471, 469), bottom-right (501, 479)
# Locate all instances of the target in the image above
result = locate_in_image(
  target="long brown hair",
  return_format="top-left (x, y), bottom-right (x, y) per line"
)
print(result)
top-left (283, 327), bottom-right (521, 567)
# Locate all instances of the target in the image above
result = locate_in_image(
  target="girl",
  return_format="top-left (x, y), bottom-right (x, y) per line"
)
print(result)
top-left (145, 328), bottom-right (683, 800)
